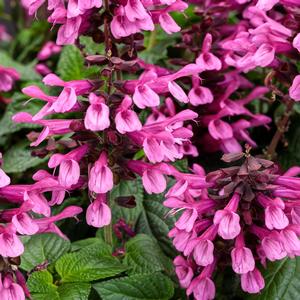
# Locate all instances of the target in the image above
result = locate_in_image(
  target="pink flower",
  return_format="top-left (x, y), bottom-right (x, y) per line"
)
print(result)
top-left (0, 274), bottom-right (25, 300)
top-left (133, 84), bottom-right (160, 108)
top-left (187, 264), bottom-right (216, 300)
top-left (159, 13), bottom-right (180, 34)
top-left (142, 168), bottom-right (166, 194)
top-left (0, 165), bottom-right (10, 188)
top-left (258, 195), bottom-right (289, 230)
top-left (185, 225), bottom-right (218, 266)
top-left (196, 34), bottom-right (222, 71)
top-left (51, 87), bottom-right (77, 113)
top-left (0, 229), bottom-right (24, 257)
top-left (213, 193), bottom-right (241, 239)
top-left (84, 93), bottom-right (110, 131)
top-left (58, 160), bottom-right (80, 188)
top-left (37, 41), bottom-right (61, 60)
top-left (193, 239), bottom-right (214, 266)
top-left (115, 96), bottom-right (142, 134)
top-left (188, 86), bottom-right (214, 106)
top-left (208, 119), bottom-right (233, 140)
top-left (256, 0), bottom-right (279, 11)
top-left (280, 228), bottom-right (300, 256)
top-left (174, 256), bottom-right (194, 288)
top-left (192, 277), bottom-right (215, 300)
top-left (231, 247), bottom-right (255, 274)
top-left (261, 232), bottom-right (287, 261)
top-left (12, 213), bottom-right (39, 235)
top-left (175, 207), bottom-right (198, 232)
top-left (168, 81), bottom-right (188, 103)
top-left (0, 66), bottom-right (19, 92)
top-left (231, 234), bottom-right (255, 274)
top-left (124, 0), bottom-right (148, 21)
top-left (289, 75), bottom-right (300, 101)
top-left (57, 17), bottom-right (82, 45)
top-left (293, 33), bottom-right (300, 52)
top-left (253, 44), bottom-right (275, 67)
top-left (21, 0), bottom-right (45, 15)
top-left (48, 145), bottom-right (88, 188)
top-left (88, 152), bottom-right (114, 193)
top-left (241, 268), bottom-right (265, 294)
top-left (86, 194), bottom-right (111, 228)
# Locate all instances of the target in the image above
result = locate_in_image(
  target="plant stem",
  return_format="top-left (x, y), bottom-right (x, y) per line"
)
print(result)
top-left (103, 192), bottom-right (113, 245)
top-left (147, 28), bottom-right (157, 51)
top-left (104, 222), bottom-right (113, 246)
top-left (266, 98), bottom-right (294, 159)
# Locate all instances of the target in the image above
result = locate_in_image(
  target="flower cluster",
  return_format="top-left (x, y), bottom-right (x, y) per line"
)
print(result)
top-left (1, 0), bottom-right (300, 299)
top-left (0, 153), bottom-right (82, 299)
top-left (167, 150), bottom-right (300, 299)
top-left (21, 0), bottom-right (186, 44)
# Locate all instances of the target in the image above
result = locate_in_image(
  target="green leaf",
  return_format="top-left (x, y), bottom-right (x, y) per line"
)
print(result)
top-left (135, 197), bottom-right (177, 257)
top-left (0, 93), bottom-right (42, 136)
top-left (172, 159), bottom-right (188, 172)
top-left (71, 238), bottom-right (112, 254)
top-left (246, 258), bottom-right (300, 300)
top-left (93, 273), bottom-right (174, 300)
top-left (27, 271), bottom-right (60, 300)
top-left (110, 179), bottom-right (144, 225)
top-left (55, 242), bottom-right (126, 282)
top-left (0, 51), bottom-right (40, 81)
top-left (57, 45), bottom-right (84, 80)
top-left (58, 283), bottom-right (91, 300)
top-left (28, 271), bottom-right (91, 300)
top-left (2, 141), bottom-right (47, 173)
top-left (20, 234), bottom-right (71, 272)
top-left (124, 234), bottom-right (173, 275)
top-left (79, 36), bottom-right (104, 55)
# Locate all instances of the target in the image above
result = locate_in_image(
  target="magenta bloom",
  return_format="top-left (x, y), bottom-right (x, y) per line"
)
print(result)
top-left (0, 66), bottom-right (19, 92)
top-left (86, 194), bottom-right (111, 228)
top-left (289, 75), bottom-right (300, 101)
top-left (88, 152), bottom-right (113, 194)
top-left (115, 96), bottom-right (142, 133)
top-left (84, 93), bottom-right (110, 131)
top-left (241, 268), bottom-right (265, 294)
top-left (0, 274), bottom-right (25, 300)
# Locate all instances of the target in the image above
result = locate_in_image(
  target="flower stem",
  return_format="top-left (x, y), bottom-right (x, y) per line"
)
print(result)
top-left (266, 98), bottom-right (294, 159)
top-left (104, 192), bottom-right (113, 246)
top-left (104, 222), bottom-right (113, 246)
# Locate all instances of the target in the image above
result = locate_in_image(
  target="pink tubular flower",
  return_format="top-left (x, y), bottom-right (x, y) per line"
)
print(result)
top-left (196, 34), bottom-right (222, 71)
top-left (280, 227), bottom-right (300, 256)
top-left (0, 66), bottom-right (19, 92)
top-left (0, 227), bottom-right (24, 258)
top-left (293, 33), bottom-right (300, 53)
top-left (86, 194), bottom-right (111, 228)
top-left (185, 225), bottom-right (218, 266)
top-left (48, 145), bottom-right (88, 188)
top-left (187, 263), bottom-right (216, 300)
top-left (231, 233), bottom-right (255, 274)
top-left (289, 75), bottom-right (300, 101)
top-left (261, 232), bottom-right (287, 261)
top-left (88, 152), bottom-right (113, 194)
top-left (241, 268), bottom-right (265, 294)
top-left (84, 93), bottom-right (110, 131)
top-left (174, 256), bottom-right (194, 288)
top-left (0, 274), bottom-right (25, 300)
top-left (257, 195), bottom-right (289, 230)
top-left (0, 161), bottom-right (10, 188)
top-left (115, 96), bottom-right (142, 134)
top-left (37, 41), bottom-right (61, 60)
top-left (213, 193), bottom-right (241, 240)
top-left (133, 84), bottom-right (160, 108)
